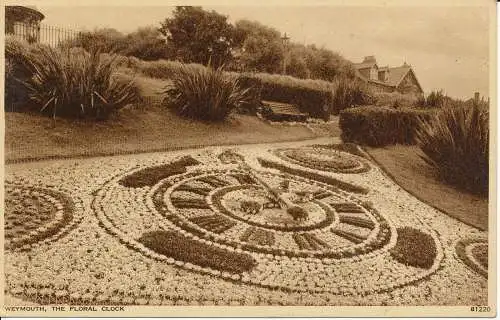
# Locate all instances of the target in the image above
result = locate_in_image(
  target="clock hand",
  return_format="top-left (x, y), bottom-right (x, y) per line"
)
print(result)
top-left (237, 163), bottom-right (308, 220)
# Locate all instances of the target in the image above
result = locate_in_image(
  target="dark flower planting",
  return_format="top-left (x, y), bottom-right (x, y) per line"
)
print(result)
top-left (138, 230), bottom-right (257, 273)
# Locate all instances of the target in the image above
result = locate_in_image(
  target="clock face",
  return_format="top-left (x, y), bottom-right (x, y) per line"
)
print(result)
top-left (154, 169), bottom-right (392, 259)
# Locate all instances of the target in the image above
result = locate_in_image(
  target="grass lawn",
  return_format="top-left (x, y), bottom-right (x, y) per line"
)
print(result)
top-left (365, 145), bottom-right (488, 231)
top-left (5, 109), bottom-right (319, 163)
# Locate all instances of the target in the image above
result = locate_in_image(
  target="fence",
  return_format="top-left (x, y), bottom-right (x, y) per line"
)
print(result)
top-left (6, 22), bottom-right (80, 47)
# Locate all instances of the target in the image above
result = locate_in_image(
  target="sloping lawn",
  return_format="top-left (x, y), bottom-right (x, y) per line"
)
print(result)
top-left (5, 108), bottom-right (318, 163)
top-left (365, 145), bottom-right (488, 231)
top-left (5, 74), bottom-right (321, 163)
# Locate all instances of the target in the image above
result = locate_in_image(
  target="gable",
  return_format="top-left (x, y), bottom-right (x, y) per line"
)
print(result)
top-left (397, 69), bottom-right (423, 94)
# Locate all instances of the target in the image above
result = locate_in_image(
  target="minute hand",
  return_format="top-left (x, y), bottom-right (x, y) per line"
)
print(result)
top-left (239, 163), bottom-right (296, 210)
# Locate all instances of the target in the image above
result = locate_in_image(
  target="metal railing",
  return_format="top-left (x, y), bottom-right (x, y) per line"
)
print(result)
top-left (6, 22), bottom-right (80, 47)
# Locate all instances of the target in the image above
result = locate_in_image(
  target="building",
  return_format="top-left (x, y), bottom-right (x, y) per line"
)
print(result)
top-left (354, 56), bottom-right (424, 95)
top-left (5, 6), bottom-right (45, 43)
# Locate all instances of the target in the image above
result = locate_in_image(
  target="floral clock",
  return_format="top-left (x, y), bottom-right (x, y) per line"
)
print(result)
top-left (93, 152), bottom-right (443, 296)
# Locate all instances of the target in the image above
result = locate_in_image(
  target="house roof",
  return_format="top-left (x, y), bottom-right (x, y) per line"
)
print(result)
top-left (385, 66), bottom-right (411, 87)
top-left (354, 60), bottom-right (423, 93)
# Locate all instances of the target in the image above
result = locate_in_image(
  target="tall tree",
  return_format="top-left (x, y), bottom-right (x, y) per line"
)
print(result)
top-left (122, 27), bottom-right (168, 61)
top-left (159, 6), bottom-right (234, 66)
top-left (232, 19), bottom-right (284, 74)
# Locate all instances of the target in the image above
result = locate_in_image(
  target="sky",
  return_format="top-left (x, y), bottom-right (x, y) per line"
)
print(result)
top-left (36, 4), bottom-right (491, 99)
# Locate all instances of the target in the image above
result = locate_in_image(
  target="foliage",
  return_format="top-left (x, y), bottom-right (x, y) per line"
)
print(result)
top-left (61, 27), bottom-right (168, 61)
top-left (416, 105), bottom-right (489, 195)
top-left (240, 72), bottom-right (334, 119)
top-left (159, 6), bottom-right (234, 67)
top-left (303, 44), bottom-right (355, 81)
top-left (138, 230), bottom-right (256, 273)
top-left (373, 91), bottom-right (420, 109)
top-left (416, 89), bottom-right (448, 108)
top-left (6, 42), bottom-right (140, 120)
top-left (120, 27), bottom-right (168, 61)
top-left (163, 64), bottom-right (252, 121)
top-left (5, 36), bottom-right (32, 111)
top-left (390, 227), bottom-right (437, 269)
top-left (132, 58), bottom-right (205, 79)
top-left (340, 106), bottom-right (435, 147)
top-left (231, 19), bottom-right (284, 74)
top-left (60, 28), bottom-right (128, 53)
top-left (331, 78), bottom-right (374, 114)
top-left (230, 19), bottom-right (355, 82)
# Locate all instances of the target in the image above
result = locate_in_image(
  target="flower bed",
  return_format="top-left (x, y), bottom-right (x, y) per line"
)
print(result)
top-left (455, 238), bottom-right (488, 278)
top-left (4, 184), bottom-right (82, 251)
top-left (138, 230), bottom-right (256, 273)
top-left (273, 146), bottom-right (371, 174)
top-left (3, 143), bottom-right (488, 306)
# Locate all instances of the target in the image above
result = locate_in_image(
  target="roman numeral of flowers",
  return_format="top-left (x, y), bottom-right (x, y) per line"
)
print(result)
top-left (189, 215), bottom-right (237, 234)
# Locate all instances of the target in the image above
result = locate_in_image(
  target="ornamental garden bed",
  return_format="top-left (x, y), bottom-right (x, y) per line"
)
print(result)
top-left (4, 141), bottom-right (488, 306)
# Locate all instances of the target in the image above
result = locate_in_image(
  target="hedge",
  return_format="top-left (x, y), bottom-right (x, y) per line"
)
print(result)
top-left (339, 106), bottom-right (436, 147)
top-left (239, 73), bottom-right (333, 119)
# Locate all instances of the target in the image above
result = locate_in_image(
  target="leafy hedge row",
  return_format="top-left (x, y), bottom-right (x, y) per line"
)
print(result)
top-left (125, 58), bottom-right (362, 119)
top-left (339, 106), bottom-right (435, 147)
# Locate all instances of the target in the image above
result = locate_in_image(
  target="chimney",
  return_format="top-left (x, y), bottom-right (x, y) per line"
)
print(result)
top-left (474, 92), bottom-right (480, 102)
top-left (363, 55), bottom-right (376, 63)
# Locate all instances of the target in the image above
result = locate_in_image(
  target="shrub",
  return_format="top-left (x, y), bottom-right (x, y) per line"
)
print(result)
top-left (163, 64), bottom-right (252, 121)
top-left (416, 89), bottom-right (448, 108)
top-left (340, 106), bottom-right (435, 147)
top-left (416, 105), bottom-right (489, 194)
top-left (331, 78), bottom-right (374, 114)
top-left (6, 43), bottom-right (140, 120)
top-left (373, 91), bottom-right (419, 109)
top-left (127, 58), bottom-right (337, 119)
top-left (5, 36), bottom-right (33, 111)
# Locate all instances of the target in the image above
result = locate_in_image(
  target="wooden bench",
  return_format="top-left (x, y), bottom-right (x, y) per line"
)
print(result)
top-left (260, 100), bottom-right (308, 122)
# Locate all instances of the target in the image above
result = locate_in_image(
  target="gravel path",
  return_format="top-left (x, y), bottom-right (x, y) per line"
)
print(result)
top-left (4, 139), bottom-right (488, 306)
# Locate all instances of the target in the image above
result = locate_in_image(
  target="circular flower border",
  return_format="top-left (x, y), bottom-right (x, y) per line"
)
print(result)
top-left (455, 238), bottom-right (488, 278)
top-left (273, 147), bottom-right (371, 174)
top-left (4, 183), bottom-right (84, 252)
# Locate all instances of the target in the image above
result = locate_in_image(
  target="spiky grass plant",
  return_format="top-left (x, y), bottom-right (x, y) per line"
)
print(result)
top-left (6, 42), bottom-right (139, 120)
top-left (416, 104), bottom-right (489, 195)
top-left (332, 78), bottom-right (373, 112)
top-left (163, 64), bottom-right (252, 121)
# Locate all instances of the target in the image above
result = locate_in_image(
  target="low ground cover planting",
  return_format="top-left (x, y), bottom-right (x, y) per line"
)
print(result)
top-left (4, 141), bottom-right (487, 306)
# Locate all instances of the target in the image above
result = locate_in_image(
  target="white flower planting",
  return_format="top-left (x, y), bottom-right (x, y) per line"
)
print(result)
top-left (4, 141), bottom-right (488, 306)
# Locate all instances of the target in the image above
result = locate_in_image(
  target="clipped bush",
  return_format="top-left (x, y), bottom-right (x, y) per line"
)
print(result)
top-left (6, 42), bottom-right (140, 120)
top-left (238, 73), bottom-right (334, 119)
top-left (416, 105), bottom-right (489, 195)
top-left (331, 78), bottom-right (374, 114)
top-left (163, 64), bottom-right (252, 121)
top-left (373, 91), bottom-right (419, 109)
top-left (340, 106), bottom-right (435, 147)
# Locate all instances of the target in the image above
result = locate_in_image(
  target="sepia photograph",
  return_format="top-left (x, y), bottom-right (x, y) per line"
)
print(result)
top-left (1, 0), bottom-right (496, 317)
